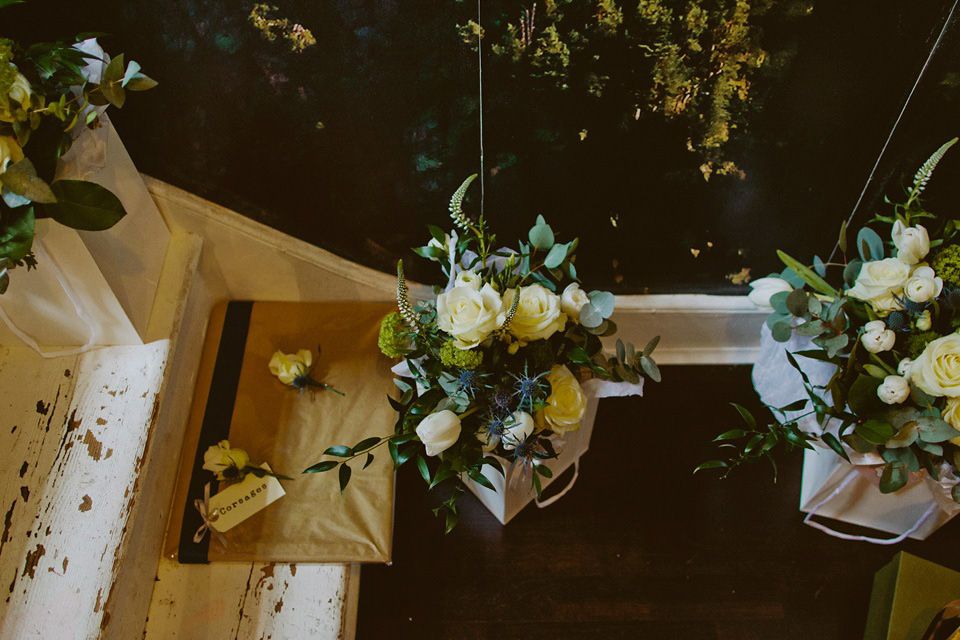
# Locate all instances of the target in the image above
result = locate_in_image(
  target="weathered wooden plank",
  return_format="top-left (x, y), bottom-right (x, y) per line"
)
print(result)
top-left (0, 342), bottom-right (168, 639)
top-left (144, 561), bottom-right (358, 640)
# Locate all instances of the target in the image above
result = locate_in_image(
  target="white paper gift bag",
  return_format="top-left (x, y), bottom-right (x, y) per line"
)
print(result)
top-left (753, 324), bottom-right (959, 542)
top-left (0, 119), bottom-right (170, 353)
top-left (463, 377), bottom-right (642, 524)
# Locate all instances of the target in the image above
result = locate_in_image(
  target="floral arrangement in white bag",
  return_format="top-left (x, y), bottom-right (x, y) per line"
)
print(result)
top-left (699, 138), bottom-right (960, 511)
top-left (0, 6), bottom-right (155, 294)
top-left (304, 175), bottom-right (660, 532)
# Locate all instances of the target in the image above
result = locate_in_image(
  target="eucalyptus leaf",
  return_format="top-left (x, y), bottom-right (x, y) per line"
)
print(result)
top-left (0, 158), bottom-right (57, 204)
top-left (879, 463), bottom-right (908, 494)
top-left (771, 321), bottom-right (793, 342)
top-left (884, 422), bottom-right (919, 448)
top-left (544, 243), bottom-right (567, 268)
top-left (587, 291), bottom-right (615, 318)
top-left (916, 416), bottom-right (960, 443)
top-left (857, 227), bottom-right (884, 262)
top-left (579, 302), bottom-right (603, 328)
top-left (854, 418), bottom-right (894, 445)
top-left (528, 221), bottom-right (554, 250)
top-left (639, 355), bottom-right (660, 382)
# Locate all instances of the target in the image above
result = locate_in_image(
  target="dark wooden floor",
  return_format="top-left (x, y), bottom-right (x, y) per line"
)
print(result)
top-left (356, 366), bottom-right (960, 639)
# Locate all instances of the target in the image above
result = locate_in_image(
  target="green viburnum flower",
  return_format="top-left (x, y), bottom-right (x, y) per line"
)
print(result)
top-left (904, 330), bottom-right (942, 359)
top-left (438, 340), bottom-right (483, 370)
top-left (931, 244), bottom-right (960, 289)
top-left (378, 311), bottom-right (410, 358)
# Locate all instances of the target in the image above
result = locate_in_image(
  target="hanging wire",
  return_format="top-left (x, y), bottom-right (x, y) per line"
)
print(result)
top-left (828, 0), bottom-right (959, 262)
top-left (477, 0), bottom-right (485, 217)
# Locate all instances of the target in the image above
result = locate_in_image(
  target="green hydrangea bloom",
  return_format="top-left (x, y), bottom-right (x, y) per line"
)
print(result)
top-left (378, 312), bottom-right (409, 359)
top-left (0, 39), bottom-right (16, 97)
top-left (438, 340), bottom-right (483, 370)
top-left (523, 339), bottom-right (556, 372)
top-left (931, 244), bottom-right (960, 289)
top-left (903, 330), bottom-right (941, 359)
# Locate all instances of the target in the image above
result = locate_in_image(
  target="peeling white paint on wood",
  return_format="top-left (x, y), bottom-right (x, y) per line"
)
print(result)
top-left (0, 342), bottom-right (168, 639)
top-left (144, 561), bottom-right (358, 640)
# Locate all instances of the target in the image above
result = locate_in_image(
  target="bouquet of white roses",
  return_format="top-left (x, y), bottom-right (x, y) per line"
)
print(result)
top-left (701, 138), bottom-right (960, 512)
top-left (305, 175), bottom-right (661, 532)
top-left (0, 10), bottom-right (155, 293)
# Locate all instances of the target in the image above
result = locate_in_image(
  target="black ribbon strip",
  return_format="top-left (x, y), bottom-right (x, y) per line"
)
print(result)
top-left (178, 300), bottom-right (253, 563)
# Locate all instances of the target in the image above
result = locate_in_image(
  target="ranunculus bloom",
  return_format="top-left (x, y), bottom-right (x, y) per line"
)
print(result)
top-left (846, 258), bottom-right (911, 313)
top-left (892, 220), bottom-right (930, 265)
top-left (0, 135), bottom-right (23, 175)
top-left (454, 269), bottom-right (482, 291)
top-left (904, 265), bottom-right (943, 303)
top-left (416, 410), bottom-right (462, 456)
top-left (897, 358), bottom-right (913, 377)
top-left (202, 440), bottom-right (250, 480)
top-left (538, 365), bottom-right (587, 435)
top-left (861, 320), bottom-right (895, 354)
top-left (747, 277), bottom-right (792, 309)
top-left (911, 333), bottom-right (960, 397)
top-left (269, 349), bottom-right (313, 385)
top-left (877, 375), bottom-right (910, 405)
top-left (0, 69), bottom-right (31, 123)
top-left (560, 282), bottom-right (591, 323)
top-left (437, 282), bottom-right (502, 349)
top-left (500, 284), bottom-right (566, 341)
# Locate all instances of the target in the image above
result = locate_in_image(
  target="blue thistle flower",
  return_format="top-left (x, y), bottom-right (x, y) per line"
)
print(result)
top-left (510, 364), bottom-right (549, 412)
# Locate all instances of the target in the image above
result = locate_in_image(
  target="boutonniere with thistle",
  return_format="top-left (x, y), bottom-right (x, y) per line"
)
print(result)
top-left (269, 347), bottom-right (344, 395)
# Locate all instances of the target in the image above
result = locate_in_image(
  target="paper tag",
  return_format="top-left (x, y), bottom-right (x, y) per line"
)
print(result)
top-left (208, 463), bottom-right (286, 532)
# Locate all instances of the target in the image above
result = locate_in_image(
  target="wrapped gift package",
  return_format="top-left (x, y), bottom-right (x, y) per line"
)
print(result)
top-left (164, 301), bottom-right (397, 564)
top-left (864, 552), bottom-right (960, 640)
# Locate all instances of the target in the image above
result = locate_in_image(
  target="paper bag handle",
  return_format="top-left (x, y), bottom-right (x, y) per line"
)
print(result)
top-left (0, 241), bottom-right (98, 358)
top-left (535, 460), bottom-right (579, 509)
top-left (803, 470), bottom-right (939, 544)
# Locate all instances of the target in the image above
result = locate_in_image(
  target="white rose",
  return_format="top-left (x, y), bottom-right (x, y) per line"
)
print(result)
top-left (269, 349), bottom-right (313, 385)
top-left (0, 70), bottom-right (31, 123)
top-left (911, 333), bottom-right (960, 397)
top-left (437, 283), bottom-right (502, 349)
top-left (861, 320), bottom-right (896, 353)
top-left (560, 283), bottom-right (590, 323)
top-left (454, 269), bottom-right (482, 291)
top-left (897, 358), bottom-right (913, 377)
top-left (846, 258), bottom-right (911, 311)
top-left (500, 284), bottom-right (567, 341)
top-left (916, 310), bottom-right (932, 331)
top-left (500, 411), bottom-right (535, 451)
top-left (416, 410), bottom-right (462, 456)
top-left (892, 220), bottom-right (930, 265)
top-left (747, 277), bottom-right (792, 309)
top-left (537, 365), bottom-right (587, 435)
top-left (877, 375), bottom-right (910, 405)
top-left (904, 265), bottom-right (943, 303)
top-left (202, 440), bottom-right (250, 480)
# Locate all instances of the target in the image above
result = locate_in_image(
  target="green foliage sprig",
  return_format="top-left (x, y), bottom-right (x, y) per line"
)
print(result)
top-left (0, 8), bottom-right (155, 292)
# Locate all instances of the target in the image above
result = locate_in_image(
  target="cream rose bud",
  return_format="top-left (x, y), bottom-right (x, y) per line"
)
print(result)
top-left (943, 398), bottom-right (960, 446)
top-left (904, 266), bottom-right (943, 303)
top-left (437, 282), bottom-right (502, 349)
top-left (892, 220), bottom-right (930, 265)
top-left (861, 320), bottom-right (895, 353)
top-left (897, 358), bottom-right (913, 377)
top-left (269, 349), bottom-right (313, 385)
top-left (747, 277), bottom-right (792, 309)
top-left (202, 440), bottom-right (250, 480)
top-left (911, 333), bottom-right (960, 397)
top-left (560, 283), bottom-right (590, 322)
top-left (500, 411), bottom-right (535, 451)
top-left (0, 70), bottom-right (31, 123)
top-left (540, 365), bottom-right (587, 435)
top-left (454, 269), bottom-right (482, 291)
top-left (500, 284), bottom-right (567, 341)
top-left (916, 310), bottom-right (932, 331)
top-left (416, 410), bottom-right (462, 456)
top-left (846, 258), bottom-right (911, 309)
top-left (0, 135), bottom-right (23, 175)
top-left (877, 375), bottom-right (910, 405)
